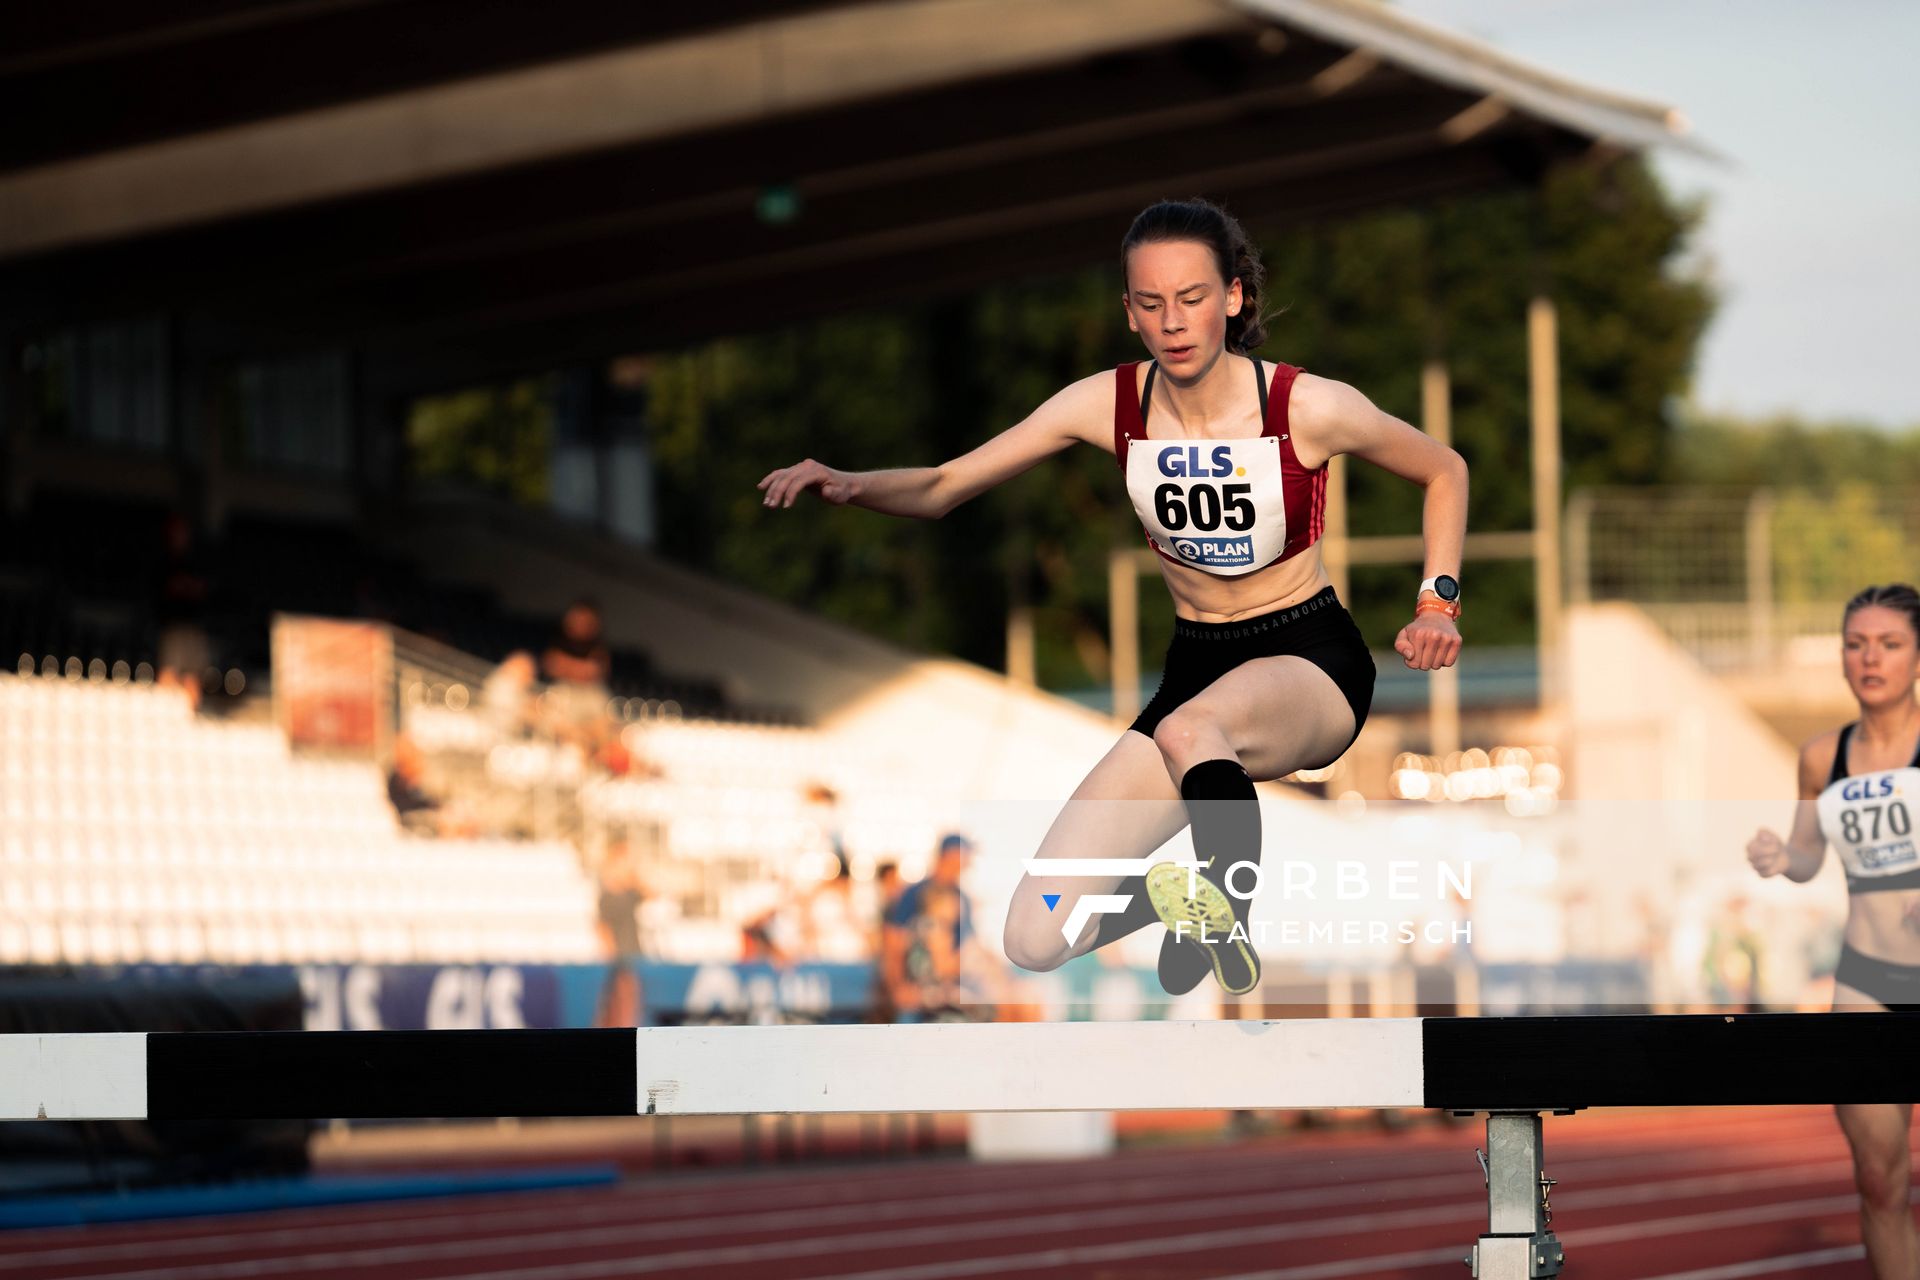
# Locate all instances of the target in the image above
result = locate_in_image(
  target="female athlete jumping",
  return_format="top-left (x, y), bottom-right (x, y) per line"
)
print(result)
top-left (761, 199), bottom-right (1466, 996)
top-left (1747, 583), bottom-right (1920, 1279)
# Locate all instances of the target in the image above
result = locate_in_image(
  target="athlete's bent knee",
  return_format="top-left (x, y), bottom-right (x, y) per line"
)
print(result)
top-left (1151, 708), bottom-right (1210, 759)
top-left (1003, 927), bottom-right (1069, 974)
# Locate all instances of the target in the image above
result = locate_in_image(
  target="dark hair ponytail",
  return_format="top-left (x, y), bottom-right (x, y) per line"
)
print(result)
top-left (1844, 583), bottom-right (1920, 638)
top-left (1121, 198), bottom-right (1270, 354)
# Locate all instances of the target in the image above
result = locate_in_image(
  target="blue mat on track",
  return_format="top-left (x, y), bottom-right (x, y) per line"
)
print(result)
top-left (0, 1165), bottom-right (621, 1229)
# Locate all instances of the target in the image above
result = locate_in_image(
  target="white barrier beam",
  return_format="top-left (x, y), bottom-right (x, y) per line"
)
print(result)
top-left (635, 1020), bottom-right (1423, 1114)
top-left (0, 1033), bottom-right (146, 1120)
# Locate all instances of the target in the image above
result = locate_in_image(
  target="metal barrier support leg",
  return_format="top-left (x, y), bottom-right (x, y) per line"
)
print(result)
top-left (1466, 1112), bottom-right (1564, 1278)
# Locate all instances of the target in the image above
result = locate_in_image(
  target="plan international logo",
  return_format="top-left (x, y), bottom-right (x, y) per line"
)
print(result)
top-left (1169, 536), bottom-right (1255, 568)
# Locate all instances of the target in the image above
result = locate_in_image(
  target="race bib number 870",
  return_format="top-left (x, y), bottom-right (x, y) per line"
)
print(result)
top-left (1820, 770), bottom-right (1920, 877)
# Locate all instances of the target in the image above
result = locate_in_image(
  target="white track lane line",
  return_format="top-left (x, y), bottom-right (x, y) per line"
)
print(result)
top-left (1212, 1193), bottom-right (1915, 1280)
top-left (52, 1128), bottom-right (1858, 1280)
top-left (833, 1192), bottom-right (1879, 1280)
top-left (85, 1163), bottom-right (1863, 1280)
top-left (1632, 1246), bottom-right (1867, 1279)
top-left (2, 1136), bottom-right (1435, 1258)
top-left (29, 1191), bottom-right (1497, 1280)
top-left (22, 1149), bottom-right (1842, 1274)
top-left (27, 1103), bottom-right (1834, 1252)
top-left (21, 1130), bottom-right (1849, 1268)
top-left (1210, 1246), bottom-right (1466, 1279)
top-left (9, 1111), bottom-right (1849, 1268)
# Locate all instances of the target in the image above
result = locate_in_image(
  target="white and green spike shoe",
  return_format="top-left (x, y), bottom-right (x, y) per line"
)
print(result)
top-left (1144, 860), bottom-right (1261, 996)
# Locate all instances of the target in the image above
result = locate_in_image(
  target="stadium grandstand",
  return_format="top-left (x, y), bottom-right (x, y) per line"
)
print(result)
top-left (0, 0), bottom-right (1704, 1008)
top-left (12, 11), bottom-right (1888, 1278)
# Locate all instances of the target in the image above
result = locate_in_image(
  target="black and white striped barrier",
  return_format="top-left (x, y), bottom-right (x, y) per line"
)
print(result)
top-left (6, 1015), bottom-right (1909, 1120)
top-left (8, 1015), bottom-right (1914, 1279)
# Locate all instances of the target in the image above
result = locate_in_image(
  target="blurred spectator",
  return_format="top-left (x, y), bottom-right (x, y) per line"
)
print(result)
top-left (1633, 891), bottom-right (1677, 1013)
top-left (906, 885), bottom-right (965, 1011)
top-left (875, 861), bottom-right (903, 904)
top-left (871, 861), bottom-right (903, 953)
top-left (595, 839), bottom-right (647, 1027)
top-left (481, 650), bottom-right (539, 739)
top-left (882, 833), bottom-right (998, 1021)
top-left (803, 782), bottom-right (850, 875)
top-left (793, 781), bottom-right (865, 961)
top-left (1702, 894), bottom-right (1764, 1010)
top-left (489, 644), bottom-right (655, 778)
top-left (387, 733), bottom-right (439, 829)
top-left (153, 512), bottom-right (213, 710)
top-left (738, 884), bottom-right (796, 967)
top-left (868, 860), bottom-right (904, 1022)
top-left (542, 598), bottom-right (612, 687)
top-left (538, 599), bottom-right (631, 770)
top-left (798, 860), bottom-right (866, 962)
top-left (387, 733), bottom-right (476, 837)
top-left (740, 910), bottom-right (794, 968)
top-left (592, 728), bottom-right (660, 780)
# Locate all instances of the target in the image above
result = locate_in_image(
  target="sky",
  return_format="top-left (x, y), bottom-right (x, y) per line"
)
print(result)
top-left (1393, 0), bottom-right (1920, 428)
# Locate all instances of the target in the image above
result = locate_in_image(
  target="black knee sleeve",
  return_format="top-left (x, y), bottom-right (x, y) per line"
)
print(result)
top-left (1091, 758), bottom-right (1261, 951)
top-left (1180, 758), bottom-right (1261, 916)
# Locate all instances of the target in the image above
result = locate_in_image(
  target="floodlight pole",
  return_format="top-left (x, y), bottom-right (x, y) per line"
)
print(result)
top-left (1529, 296), bottom-right (1564, 714)
top-left (1423, 358), bottom-right (1460, 756)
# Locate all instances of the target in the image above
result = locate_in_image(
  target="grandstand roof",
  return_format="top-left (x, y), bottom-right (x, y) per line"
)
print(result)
top-left (0, 0), bottom-right (1700, 389)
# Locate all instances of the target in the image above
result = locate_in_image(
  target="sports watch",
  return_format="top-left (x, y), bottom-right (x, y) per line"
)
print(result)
top-left (1416, 575), bottom-right (1461, 620)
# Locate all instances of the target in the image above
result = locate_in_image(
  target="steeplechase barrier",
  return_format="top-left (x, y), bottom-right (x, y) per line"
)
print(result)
top-left (7, 1014), bottom-right (1912, 1278)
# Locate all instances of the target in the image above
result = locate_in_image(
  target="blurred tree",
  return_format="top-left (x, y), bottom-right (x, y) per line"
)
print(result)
top-left (408, 377), bottom-right (553, 506)
top-left (1271, 158), bottom-right (1714, 649)
top-left (1667, 411), bottom-right (1920, 488)
top-left (648, 156), bottom-right (1714, 689)
top-left (1664, 412), bottom-right (1920, 604)
top-left (1771, 486), bottom-right (1913, 605)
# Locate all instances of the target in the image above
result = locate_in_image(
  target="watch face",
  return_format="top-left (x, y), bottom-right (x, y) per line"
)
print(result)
top-left (1434, 575), bottom-right (1459, 601)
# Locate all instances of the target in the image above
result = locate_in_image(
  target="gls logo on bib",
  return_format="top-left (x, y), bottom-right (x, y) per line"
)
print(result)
top-left (1158, 445), bottom-right (1236, 478)
top-left (1843, 776), bottom-right (1898, 802)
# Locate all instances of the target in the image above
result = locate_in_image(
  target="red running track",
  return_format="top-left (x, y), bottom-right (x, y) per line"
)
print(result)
top-left (0, 1106), bottom-right (1902, 1280)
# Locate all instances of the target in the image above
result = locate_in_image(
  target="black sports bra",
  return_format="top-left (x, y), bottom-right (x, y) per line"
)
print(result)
top-left (1826, 723), bottom-right (1920, 788)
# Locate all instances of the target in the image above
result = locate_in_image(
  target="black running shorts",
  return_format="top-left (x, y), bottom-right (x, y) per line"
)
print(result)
top-left (1835, 942), bottom-right (1920, 1013)
top-left (1127, 586), bottom-right (1375, 769)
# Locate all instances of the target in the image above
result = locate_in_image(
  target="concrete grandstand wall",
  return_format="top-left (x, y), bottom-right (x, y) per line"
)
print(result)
top-left (384, 500), bottom-right (1136, 798)
top-left (1563, 603), bottom-right (1835, 1002)
top-left (388, 500), bottom-right (966, 718)
top-left (1568, 602), bottom-right (1798, 805)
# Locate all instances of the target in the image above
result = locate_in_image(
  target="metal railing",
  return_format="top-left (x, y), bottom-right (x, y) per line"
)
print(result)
top-left (1567, 485), bottom-right (1920, 674)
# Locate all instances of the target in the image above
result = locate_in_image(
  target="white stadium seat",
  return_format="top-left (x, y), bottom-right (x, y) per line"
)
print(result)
top-left (1, 673), bottom-right (600, 968)
top-left (4, 672), bottom-right (954, 968)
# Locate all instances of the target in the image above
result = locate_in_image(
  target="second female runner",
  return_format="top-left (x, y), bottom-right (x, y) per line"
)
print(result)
top-left (1747, 584), bottom-right (1920, 1279)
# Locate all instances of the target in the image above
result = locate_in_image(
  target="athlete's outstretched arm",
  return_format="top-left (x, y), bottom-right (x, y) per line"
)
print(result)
top-left (757, 373), bottom-right (1109, 519)
top-left (1748, 737), bottom-right (1831, 883)
top-left (1289, 374), bottom-right (1467, 671)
